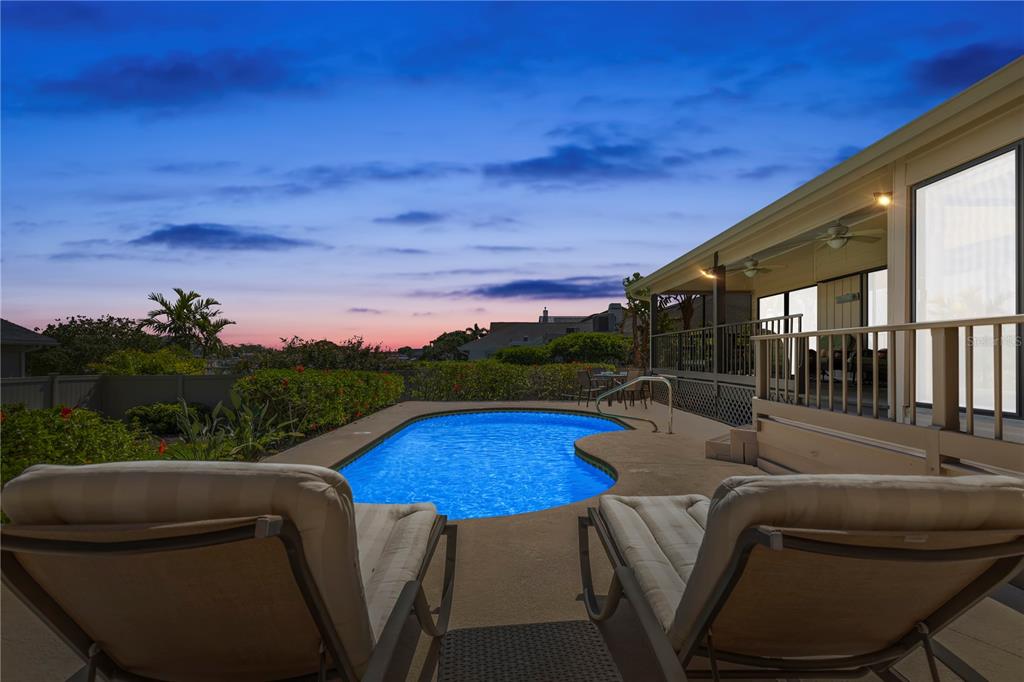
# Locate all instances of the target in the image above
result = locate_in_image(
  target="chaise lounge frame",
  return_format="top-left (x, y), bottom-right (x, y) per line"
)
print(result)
top-left (579, 507), bottom-right (1024, 682)
top-left (2, 515), bottom-right (458, 682)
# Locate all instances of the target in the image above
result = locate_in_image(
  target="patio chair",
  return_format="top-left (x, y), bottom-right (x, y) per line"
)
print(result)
top-left (1, 461), bottom-right (457, 682)
top-left (578, 474), bottom-right (1024, 681)
top-left (619, 368), bottom-right (648, 410)
top-left (576, 369), bottom-right (601, 406)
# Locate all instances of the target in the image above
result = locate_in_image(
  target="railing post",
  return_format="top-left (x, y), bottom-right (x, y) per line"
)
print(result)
top-left (755, 340), bottom-right (768, 400)
top-left (930, 326), bottom-right (960, 433)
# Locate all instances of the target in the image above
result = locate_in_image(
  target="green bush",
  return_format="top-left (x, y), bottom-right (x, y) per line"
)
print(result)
top-left (403, 361), bottom-right (613, 401)
top-left (89, 347), bottom-right (205, 375)
top-left (546, 332), bottom-right (629, 364)
top-left (124, 402), bottom-right (210, 436)
top-left (234, 368), bottom-right (403, 434)
top-left (491, 345), bottom-right (551, 365)
top-left (1, 405), bottom-right (157, 488)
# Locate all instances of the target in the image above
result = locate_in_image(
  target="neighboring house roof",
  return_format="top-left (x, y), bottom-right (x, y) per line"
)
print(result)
top-left (0, 319), bottom-right (58, 347)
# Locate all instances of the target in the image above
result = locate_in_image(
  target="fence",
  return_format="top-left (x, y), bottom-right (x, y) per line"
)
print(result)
top-left (1, 375), bottom-right (239, 419)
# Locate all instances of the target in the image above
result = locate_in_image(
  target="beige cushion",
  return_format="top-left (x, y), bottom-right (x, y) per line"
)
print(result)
top-left (355, 502), bottom-right (438, 638)
top-left (599, 494), bottom-right (709, 631)
top-left (669, 474), bottom-right (1024, 653)
top-left (1, 461), bottom-right (401, 677)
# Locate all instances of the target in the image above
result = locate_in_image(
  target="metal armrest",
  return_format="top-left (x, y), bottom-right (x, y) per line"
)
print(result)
top-left (579, 510), bottom-right (688, 682)
top-left (363, 523), bottom-right (458, 682)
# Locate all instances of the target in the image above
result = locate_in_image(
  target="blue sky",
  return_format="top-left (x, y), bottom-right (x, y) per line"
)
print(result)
top-left (2, 1), bottom-right (1022, 346)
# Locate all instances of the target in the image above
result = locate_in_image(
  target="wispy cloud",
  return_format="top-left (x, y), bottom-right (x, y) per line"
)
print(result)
top-left (347, 307), bottom-right (382, 314)
top-left (373, 210), bottom-right (446, 225)
top-left (674, 87), bottom-right (748, 108)
top-left (129, 223), bottom-right (319, 251)
top-left (150, 160), bottom-right (238, 174)
top-left (736, 164), bottom-right (792, 180)
top-left (377, 247), bottom-right (431, 255)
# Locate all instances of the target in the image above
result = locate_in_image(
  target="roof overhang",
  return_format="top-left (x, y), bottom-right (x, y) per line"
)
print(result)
top-left (631, 57), bottom-right (1024, 295)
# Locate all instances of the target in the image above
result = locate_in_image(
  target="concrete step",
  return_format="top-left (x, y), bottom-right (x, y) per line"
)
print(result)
top-left (705, 427), bottom-right (758, 466)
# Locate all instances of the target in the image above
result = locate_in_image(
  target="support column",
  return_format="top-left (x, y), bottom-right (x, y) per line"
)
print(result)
top-left (931, 326), bottom-right (960, 432)
top-left (648, 292), bottom-right (660, 373)
top-left (711, 264), bottom-right (727, 374)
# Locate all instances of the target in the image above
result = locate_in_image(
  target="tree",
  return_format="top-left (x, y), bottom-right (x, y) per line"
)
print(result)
top-left (143, 288), bottom-right (235, 356)
top-left (28, 315), bottom-right (162, 375)
top-left (546, 332), bottom-right (629, 364)
top-left (421, 325), bottom-right (488, 361)
top-left (88, 347), bottom-right (205, 375)
top-left (622, 272), bottom-right (671, 368)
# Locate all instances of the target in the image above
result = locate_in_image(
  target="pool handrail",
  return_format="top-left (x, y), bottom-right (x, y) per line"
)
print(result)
top-left (596, 375), bottom-right (673, 434)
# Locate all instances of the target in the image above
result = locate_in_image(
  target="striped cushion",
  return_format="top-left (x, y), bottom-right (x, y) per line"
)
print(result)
top-left (355, 502), bottom-right (438, 638)
top-left (2, 461), bottom-right (379, 675)
top-left (598, 494), bottom-right (709, 631)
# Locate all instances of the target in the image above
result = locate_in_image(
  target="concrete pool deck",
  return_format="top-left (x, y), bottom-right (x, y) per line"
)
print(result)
top-left (3, 400), bottom-right (1021, 680)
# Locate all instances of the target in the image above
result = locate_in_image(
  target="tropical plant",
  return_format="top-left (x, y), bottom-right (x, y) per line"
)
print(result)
top-left (143, 288), bottom-right (236, 356)
top-left (218, 391), bottom-right (302, 459)
top-left (420, 325), bottom-right (489, 361)
top-left (124, 401), bottom-right (210, 435)
top-left (89, 347), bottom-right (205, 375)
top-left (167, 403), bottom-right (237, 461)
top-left (622, 272), bottom-right (671, 368)
top-left (28, 315), bottom-right (162, 375)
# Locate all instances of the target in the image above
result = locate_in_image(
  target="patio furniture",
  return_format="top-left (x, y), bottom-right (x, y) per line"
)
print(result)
top-left (1, 461), bottom-right (457, 682)
top-left (578, 474), bottom-right (1024, 681)
top-left (576, 369), bottom-right (602, 406)
top-left (619, 368), bottom-right (649, 409)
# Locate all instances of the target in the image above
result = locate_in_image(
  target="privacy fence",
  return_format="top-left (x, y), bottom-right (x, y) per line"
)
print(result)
top-left (1, 375), bottom-right (239, 419)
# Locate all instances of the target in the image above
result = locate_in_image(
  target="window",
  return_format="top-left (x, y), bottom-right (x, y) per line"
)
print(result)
top-left (866, 269), bottom-right (887, 349)
top-left (914, 146), bottom-right (1019, 412)
top-left (787, 285), bottom-right (818, 350)
top-left (758, 293), bottom-right (785, 322)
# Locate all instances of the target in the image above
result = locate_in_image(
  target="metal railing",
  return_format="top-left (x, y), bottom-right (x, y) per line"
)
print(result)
top-left (652, 314), bottom-right (802, 376)
top-left (596, 375), bottom-right (674, 434)
top-left (751, 314), bottom-right (1023, 441)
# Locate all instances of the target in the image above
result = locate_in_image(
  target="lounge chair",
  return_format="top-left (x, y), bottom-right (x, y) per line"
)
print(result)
top-left (1, 461), bottom-right (457, 682)
top-left (578, 474), bottom-right (1024, 680)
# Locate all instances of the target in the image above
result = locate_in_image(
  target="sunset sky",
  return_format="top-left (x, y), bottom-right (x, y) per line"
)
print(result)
top-left (3, 1), bottom-right (1021, 347)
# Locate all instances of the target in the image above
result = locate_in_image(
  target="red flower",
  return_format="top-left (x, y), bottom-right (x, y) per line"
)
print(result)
top-left (294, 365), bottom-right (305, 373)
top-left (59, 407), bottom-right (73, 420)
top-left (356, 411), bottom-right (363, 418)
top-left (281, 379), bottom-right (289, 387)
top-left (0, 410), bottom-right (5, 424)
top-left (158, 440), bottom-right (167, 455)
top-left (453, 383), bottom-right (462, 393)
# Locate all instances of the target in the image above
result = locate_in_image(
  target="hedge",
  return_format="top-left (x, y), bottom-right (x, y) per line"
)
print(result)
top-left (1, 405), bottom-right (157, 489)
top-left (402, 361), bottom-right (614, 401)
top-left (124, 401), bottom-right (210, 436)
top-left (233, 368), bottom-right (404, 434)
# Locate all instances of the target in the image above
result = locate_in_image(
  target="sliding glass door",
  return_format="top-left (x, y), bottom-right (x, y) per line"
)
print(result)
top-left (914, 144), bottom-right (1021, 414)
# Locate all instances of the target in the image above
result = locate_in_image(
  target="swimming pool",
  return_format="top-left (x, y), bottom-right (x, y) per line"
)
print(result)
top-left (339, 411), bottom-right (622, 520)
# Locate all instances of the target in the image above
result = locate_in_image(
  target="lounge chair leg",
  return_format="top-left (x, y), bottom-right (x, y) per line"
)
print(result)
top-left (930, 638), bottom-right (986, 682)
top-left (577, 515), bottom-right (624, 621)
top-left (317, 642), bottom-right (327, 682)
top-left (85, 644), bottom-right (101, 682)
top-left (705, 631), bottom-right (721, 682)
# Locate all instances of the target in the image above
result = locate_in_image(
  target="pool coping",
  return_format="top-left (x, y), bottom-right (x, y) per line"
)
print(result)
top-left (330, 407), bottom-right (631, 479)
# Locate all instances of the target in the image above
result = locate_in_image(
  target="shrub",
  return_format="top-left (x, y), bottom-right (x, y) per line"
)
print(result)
top-left (403, 361), bottom-right (613, 401)
top-left (234, 369), bottom-right (403, 434)
top-left (1, 405), bottom-right (157, 489)
top-left (89, 347), bottom-right (205, 375)
top-left (546, 332), bottom-right (629, 364)
top-left (28, 315), bottom-right (162, 375)
top-left (124, 402), bottom-right (210, 436)
top-left (239, 336), bottom-right (398, 372)
top-left (491, 345), bottom-right (551, 365)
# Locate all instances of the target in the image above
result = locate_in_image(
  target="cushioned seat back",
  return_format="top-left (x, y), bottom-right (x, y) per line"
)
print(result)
top-left (669, 474), bottom-right (1024, 658)
top-left (2, 461), bottom-right (376, 680)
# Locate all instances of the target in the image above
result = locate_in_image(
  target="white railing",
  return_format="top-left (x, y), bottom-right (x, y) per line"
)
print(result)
top-left (596, 376), bottom-right (674, 434)
top-left (751, 315), bottom-right (1023, 441)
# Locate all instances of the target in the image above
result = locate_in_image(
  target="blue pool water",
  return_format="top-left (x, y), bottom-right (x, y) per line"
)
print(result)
top-left (340, 411), bottom-right (622, 520)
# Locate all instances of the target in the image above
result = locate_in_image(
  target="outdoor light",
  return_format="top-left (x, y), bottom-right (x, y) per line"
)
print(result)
top-left (874, 192), bottom-right (893, 207)
top-left (826, 236), bottom-right (849, 250)
top-left (701, 268), bottom-right (717, 279)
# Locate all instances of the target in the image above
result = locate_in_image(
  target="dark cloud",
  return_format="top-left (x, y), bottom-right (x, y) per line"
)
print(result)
top-left (910, 43), bottom-right (1021, 94)
top-left (2, 2), bottom-right (105, 30)
top-left (31, 49), bottom-right (321, 113)
top-left (545, 121), bottom-right (633, 144)
top-left (412, 312), bottom-right (435, 317)
top-left (347, 307), bottom-right (382, 314)
top-left (49, 252), bottom-right (134, 262)
top-left (129, 223), bottom-right (318, 251)
top-left (471, 245), bottom-right (571, 253)
top-left (287, 162), bottom-right (470, 189)
top-left (471, 216), bottom-right (521, 230)
top-left (736, 164), bottom-right (793, 180)
top-left (373, 211), bottom-right (446, 225)
top-left (151, 161), bottom-right (238, 174)
top-left (461, 276), bottom-right (623, 300)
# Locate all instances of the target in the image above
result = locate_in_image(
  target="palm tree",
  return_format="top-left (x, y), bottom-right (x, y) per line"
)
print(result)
top-left (143, 288), bottom-right (236, 356)
top-left (464, 323), bottom-right (488, 341)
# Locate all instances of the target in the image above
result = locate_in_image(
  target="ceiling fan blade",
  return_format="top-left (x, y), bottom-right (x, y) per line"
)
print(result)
top-left (847, 235), bottom-right (880, 243)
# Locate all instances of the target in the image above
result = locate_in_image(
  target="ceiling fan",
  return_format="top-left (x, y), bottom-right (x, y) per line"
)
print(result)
top-left (816, 222), bottom-right (882, 250)
top-left (727, 258), bottom-right (773, 278)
